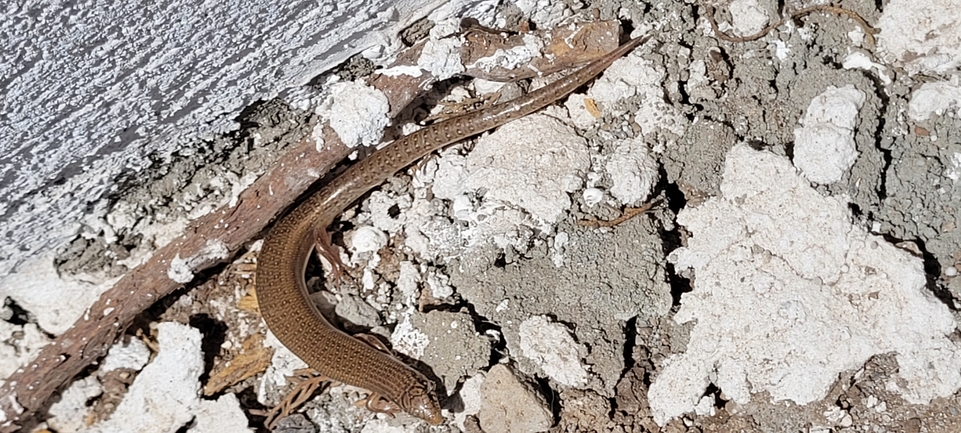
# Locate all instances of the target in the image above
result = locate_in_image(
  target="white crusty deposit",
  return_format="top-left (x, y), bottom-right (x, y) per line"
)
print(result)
top-left (649, 144), bottom-right (961, 425)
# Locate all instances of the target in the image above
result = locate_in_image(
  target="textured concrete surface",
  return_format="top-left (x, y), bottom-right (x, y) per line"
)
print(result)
top-left (0, 0), bottom-right (490, 277)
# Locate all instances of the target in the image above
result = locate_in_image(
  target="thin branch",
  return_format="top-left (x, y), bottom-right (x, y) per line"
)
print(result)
top-left (0, 129), bottom-right (350, 432)
top-left (705, 4), bottom-right (876, 46)
top-left (578, 201), bottom-right (658, 228)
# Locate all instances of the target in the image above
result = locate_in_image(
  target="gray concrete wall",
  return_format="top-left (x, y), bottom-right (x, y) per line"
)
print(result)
top-left (0, 0), bottom-right (483, 276)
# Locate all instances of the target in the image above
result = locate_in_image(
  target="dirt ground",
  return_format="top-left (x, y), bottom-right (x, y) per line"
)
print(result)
top-left (28, 0), bottom-right (961, 432)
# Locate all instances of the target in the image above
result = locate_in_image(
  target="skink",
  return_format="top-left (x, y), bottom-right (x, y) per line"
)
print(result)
top-left (257, 33), bottom-right (649, 424)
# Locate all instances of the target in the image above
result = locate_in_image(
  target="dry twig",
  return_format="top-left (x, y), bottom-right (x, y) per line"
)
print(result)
top-left (259, 370), bottom-right (332, 430)
top-left (705, 4), bottom-right (876, 46)
top-left (578, 200), bottom-right (658, 228)
top-left (0, 129), bottom-right (350, 432)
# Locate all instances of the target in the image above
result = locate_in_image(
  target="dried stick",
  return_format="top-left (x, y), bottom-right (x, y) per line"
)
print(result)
top-left (705, 4), bottom-right (876, 46)
top-left (260, 370), bottom-right (332, 430)
top-left (578, 200), bottom-right (658, 228)
top-left (0, 129), bottom-right (350, 432)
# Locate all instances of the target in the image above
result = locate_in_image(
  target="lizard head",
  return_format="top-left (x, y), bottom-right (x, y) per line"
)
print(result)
top-left (400, 374), bottom-right (443, 425)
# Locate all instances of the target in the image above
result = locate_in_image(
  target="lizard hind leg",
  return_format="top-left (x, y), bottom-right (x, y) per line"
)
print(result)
top-left (355, 393), bottom-right (403, 416)
top-left (312, 225), bottom-right (346, 280)
top-left (351, 333), bottom-right (406, 416)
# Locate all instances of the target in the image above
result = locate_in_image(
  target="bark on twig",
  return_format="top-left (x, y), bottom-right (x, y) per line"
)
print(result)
top-left (372, 20), bottom-right (620, 118)
top-left (0, 128), bottom-right (350, 432)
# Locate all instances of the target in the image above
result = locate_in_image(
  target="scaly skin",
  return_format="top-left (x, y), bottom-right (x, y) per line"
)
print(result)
top-left (256, 34), bottom-right (649, 424)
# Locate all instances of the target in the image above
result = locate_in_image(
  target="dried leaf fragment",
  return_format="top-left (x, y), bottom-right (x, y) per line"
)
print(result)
top-left (203, 332), bottom-right (273, 396)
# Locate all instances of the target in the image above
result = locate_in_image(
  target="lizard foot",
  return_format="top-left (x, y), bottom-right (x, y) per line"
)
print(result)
top-left (313, 226), bottom-right (346, 280)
